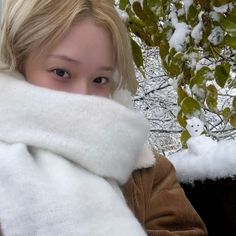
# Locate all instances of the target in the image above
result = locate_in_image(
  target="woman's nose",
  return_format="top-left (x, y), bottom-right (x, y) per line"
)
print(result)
top-left (72, 79), bottom-right (90, 95)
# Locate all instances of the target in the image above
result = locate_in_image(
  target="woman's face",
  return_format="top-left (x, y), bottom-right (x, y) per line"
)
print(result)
top-left (24, 19), bottom-right (115, 97)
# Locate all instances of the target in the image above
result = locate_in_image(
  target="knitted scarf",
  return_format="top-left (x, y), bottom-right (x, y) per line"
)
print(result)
top-left (0, 72), bottom-right (155, 236)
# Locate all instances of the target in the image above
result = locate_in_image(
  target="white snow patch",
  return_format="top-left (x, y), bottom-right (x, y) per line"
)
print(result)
top-left (213, 3), bottom-right (232, 13)
top-left (185, 52), bottom-right (198, 69)
top-left (129, 0), bottom-right (143, 6)
top-left (178, 8), bottom-right (185, 17)
top-left (191, 22), bottom-right (203, 44)
top-left (116, 8), bottom-right (129, 22)
top-left (205, 72), bottom-right (214, 80)
top-left (169, 23), bottom-right (190, 52)
top-left (191, 11), bottom-right (204, 44)
top-left (196, 63), bottom-right (204, 71)
top-left (208, 26), bottom-right (224, 45)
top-left (170, 78), bottom-right (178, 90)
top-left (209, 11), bottom-right (220, 22)
top-left (168, 9), bottom-right (190, 52)
top-left (168, 139), bottom-right (236, 183)
top-left (183, 0), bottom-right (193, 14)
top-left (186, 117), bottom-right (204, 137)
top-left (168, 118), bottom-right (236, 183)
top-left (192, 85), bottom-right (205, 100)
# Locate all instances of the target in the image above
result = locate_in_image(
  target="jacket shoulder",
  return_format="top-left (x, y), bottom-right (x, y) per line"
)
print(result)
top-left (122, 154), bottom-right (208, 236)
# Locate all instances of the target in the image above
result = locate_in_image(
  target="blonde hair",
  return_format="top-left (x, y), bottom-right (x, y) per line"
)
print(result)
top-left (0, 0), bottom-right (138, 93)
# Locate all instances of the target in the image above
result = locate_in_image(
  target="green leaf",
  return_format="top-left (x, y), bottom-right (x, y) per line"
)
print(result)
top-left (143, 0), bottom-right (160, 22)
top-left (131, 38), bottom-right (143, 68)
top-left (133, 1), bottom-right (159, 26)
top-left (182, 67), bottom-right (193, 85)
top-left (128, 18), bottom-right (150, 42)
top-left (177, 86), bottom-right (189, 105)
top-left (177, 110), bottom-right (187, 128)
top-left (191, 84), bottom-right (206, 101)
top-left (207, 84), bottom-right (218, 98)
top-left (181, 97), bottom-right (201, 117)
top-left (132, 2), bottom-right (147, 23)
top-left (168, 53), bottom-right (184, 77)
top-left (190, 66), bottom-right (212, 88)
top-left (119, 0), bottom-right (129, 10)
top-left (181, 130), bottom-right (191, 149)
top-left (146, 0), bottom-right (160, 8)
top-left (215, 64), bottom-right (230, 88)
top-left (159, 40), bottom-right (171, 75)
top-left (159, 40), bottom-right (169, 60)
top-left (222, 107), bottom-right (231, 121)
top-left (197, 66), bottom-right (212, 77)
top-left (190, 74), bottom-right (205, 88)
top-left (198, 0), bottom-right (211, 10)
top-left (224, 35), bottom-right (236, 49)
top-left (228, 7), bottom-right (236, 24)
top-left (205, 85), bottom-right (218, 111)
top-left (206, 96), bottom-right (218, 111)
top-left (187, 5), bottom-right (199, 25)
top-left (233, 97), bottom-right (236, 111)
top-left (229, 113), bottom-right (236, 127)
top-left (220, 17), bottom-right (236, 37)
top-left (160, 0), bottom-right (170, 13)
top-left (213, 0), bottom-right (232, 7)
top-left (168, 64), bottom-right (182, 77)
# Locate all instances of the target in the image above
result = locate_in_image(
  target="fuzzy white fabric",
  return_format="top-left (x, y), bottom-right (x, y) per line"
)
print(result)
top-left (0, 72), bottom-right (155, 236)
top-left (112, 89), bottom-right (155, 169)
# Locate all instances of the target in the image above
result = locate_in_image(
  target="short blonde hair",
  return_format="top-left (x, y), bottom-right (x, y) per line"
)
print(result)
top-left (0, 0), bottom-right (137, 93)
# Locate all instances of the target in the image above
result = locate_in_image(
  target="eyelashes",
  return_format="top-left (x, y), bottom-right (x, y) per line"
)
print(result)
top-left (93, 77), bottom-right (110, 85)
top-left (51, 68), bottom-right (71, 80)
top-left (49, 68), bottom-right (111, 85)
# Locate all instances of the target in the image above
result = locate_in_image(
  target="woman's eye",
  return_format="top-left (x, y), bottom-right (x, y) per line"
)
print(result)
top-left (93, 77), bottom-right (110, 85)
top-left (52, 69), bottom-right (70, 79)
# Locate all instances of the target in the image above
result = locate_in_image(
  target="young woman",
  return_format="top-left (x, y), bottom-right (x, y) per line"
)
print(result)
top-left (0, 0), bottom-right (207, 235)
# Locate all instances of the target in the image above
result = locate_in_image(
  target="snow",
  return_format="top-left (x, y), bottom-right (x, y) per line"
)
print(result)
top-left (209, 11), bottom-right (220, 22)
top-left (169, 10), bottom-right (190, 52)
top-left (213, 3), bottom-right (233, 13)
top-left (177, 8), bottom-right (185, 17)
top-left (116, 0), bottom-right (236, 175)
top-left (185, 52), bottom-right (198, 69)
top-left (168, 139), bottom-right (236, 183)
top-left (183, 0), bottom-right (193, 14)
top-left (129, 0), bottom-right (143, 6)
top-left (116, 8), bottom-right (129, 22)
top-left (168, 117), bottom-right (236, 183)
top-left (195, 63), bottom-right (204, 71)
top-left (191, 22), bottom-right (203, 44)
top-left (208, 26), bottom-right (224, 46)
top-left (191, 12), bottom-right (204, 44)
top-left (186, 117), bottom-right (204, 137)
top-left (192, 84), bottom-right (206, 100)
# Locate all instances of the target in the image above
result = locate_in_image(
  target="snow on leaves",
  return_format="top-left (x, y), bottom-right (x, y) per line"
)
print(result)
top-left (118, 0), bottom-right (236, 149)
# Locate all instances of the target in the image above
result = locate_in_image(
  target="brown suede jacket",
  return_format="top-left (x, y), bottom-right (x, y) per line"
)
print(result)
top-left (122, 155), bottom-right (208, 236)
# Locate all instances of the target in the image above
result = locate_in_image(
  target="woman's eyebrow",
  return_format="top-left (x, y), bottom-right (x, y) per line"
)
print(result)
top-left (97, 66), bottom-right (114, 72)
top-left (48, 54), bottom-right (114, 71)
top-left (48, 54), bottom-right (81, 65)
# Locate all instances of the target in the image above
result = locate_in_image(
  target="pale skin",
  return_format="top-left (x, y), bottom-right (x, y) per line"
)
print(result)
top-left (24, 19), bottom-right (115, 97)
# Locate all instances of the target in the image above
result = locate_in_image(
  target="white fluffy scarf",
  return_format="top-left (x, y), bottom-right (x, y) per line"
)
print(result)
top-left (0, 73), bottom-right (155, 236)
